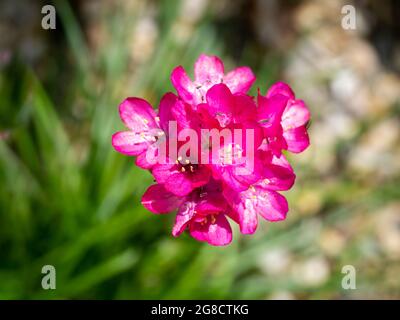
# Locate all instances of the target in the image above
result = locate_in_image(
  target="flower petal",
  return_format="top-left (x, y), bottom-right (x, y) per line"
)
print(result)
top-left (282, 99), bottom-right (310, 130)
top-left (119, 97), bottom-right (157, 131)
top-left (257, 163), bottom-right (296, 191)
top-left (194, 54), bottom-right (225, 85)
top-left (165, 172), bottom-right (194, 196)
top-left (224, 66), bottom-right (255, 94)
top-left (135, 151), bottom-right (154, 169)
top-left (271, 153), bottom-right (292, 170)
top-left (190, 214), bottom-right (232, 246)
top-left (196, 193), bottom-right (226, 214)
top-left (158, 93), bottom-right (177, 132)
top-left (255, 189), bottom-right (288, 222)
top-left (152, 163), bottom-right (178, 184)
top-left (232, 94), bottom-right (258, 123)
top-left (283, 125), bottom-right (310, 153)
top-left (141, 184), bottom-right (183, 214)
top-left (266, 81), bottom-right (295, 99)
top-left (189, 165), bottom-right (211, 189)
top-left (205, 83), bottom-right (234, 127)
top-left (172, 200), bottom-right (196, 237)
top-left (223, 187), bottom-right (258, 234)
top-left (135, 143), bottom-right (160, 169)
top-left (171, 66), bottom-right (197, 105)
top-left (171, 98), bottom-right (201, 130)
top-left (111, 131), bottom-right (148, 156)
top-left (225, 186), bottom-right (288, 231)
top-left (257, 93), bottom-right (288, 130)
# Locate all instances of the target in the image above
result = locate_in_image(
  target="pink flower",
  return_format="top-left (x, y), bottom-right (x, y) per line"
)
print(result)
top-left (152, 161), bottom-right (211, 197)
top-left (258, 82), bottom-right (311, 155)
top-left (223, 152), bottom-right (295, 234)
top-left (142, 181), bottom-right (232, 246)
top-left (112, 93), bottom-right (181, 169)
top-left (111, 97), bottom-right (159, 157)
top-left (171, 54), bottom-right (255, 106)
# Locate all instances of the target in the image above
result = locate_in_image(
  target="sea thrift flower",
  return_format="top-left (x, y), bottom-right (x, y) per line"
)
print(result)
top-left (142, 181), bottom-right (232, 246)
top-left (112, 97), bottom-right (159, 157)
top-left (223, 152), bottom-right (295, 234)
top-left (258, 82), bottom-right (311, 155)
top-left (112, 93), bottom-right (180, 169)
top-left (171, 54), bottom-right (255, 106)
top-left (112, 54), bottom-right (311, 246)
top-left (152, 159), bottom-right (211, 197)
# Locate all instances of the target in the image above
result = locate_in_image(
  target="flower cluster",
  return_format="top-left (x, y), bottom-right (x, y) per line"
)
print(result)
top-left (112, 54), bottom-right (310, 246)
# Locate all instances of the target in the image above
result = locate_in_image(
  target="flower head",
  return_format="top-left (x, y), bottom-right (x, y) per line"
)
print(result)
top-left (112, 54), bottom-right (310, 246)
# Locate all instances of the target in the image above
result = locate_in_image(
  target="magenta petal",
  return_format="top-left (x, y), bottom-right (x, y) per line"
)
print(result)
top-left (190, 165), bottom-right (211, 188)
top-left (238, 200), bottom-right (258, 234)
top-left (266, 81), bottom-right (295, 99)
top-left (238, 120), bottom-right (264, 152)
top-left (258, 163), bottom-right (296, 191)
top-left (171, 98), bottom-right (199, 130)
top-left (170, 66), bottom-right (197, 105)
top-left (231, 167), bottom-right (261, 190)
top-left (197, 103), bottom-right (220, 128)
top-left (141, 184), bottom-right (182, 214)
top-left (206, 83), bottom-right (234, 127)
top-left (232, 94), bottom-right (258, 122)
top-left (152, 163), bottom-right (177, 184)
top-left (223, 187), bottom-right (258, 234)
top-left (255, 189), bottom-right (288, 222)
top-left (188, 222), bottom-right (208, 243)
top-left (283, 126), bottom-right (310, 153)
top-left (165, 172), bottom-right (194, 196)
top-left (135, 151), bottom-right (154, 169)
top-left (214, 167), bottom-right (247, 192)
top-left (190, 214), bottom-right (232, 246)
top-left (194, 54), bottom-right (225, 85)
top-left (135, 143), bottom-right (160, 169)
top-left (282, 99), bottom-right (310, 130)
top-left (112, 131), bottom-right (148, 156)
top-left (172, 201), bottom-right (196, 237)
top-left (196, 194), bottom-right (226, 214)
top-left (119, 97), bottom-right (157, 131)
top-left (257, 93), bottom-right (288, 126)
top-left (207, 214), bottom-right (233, 246)
top-left (216, 156), bottom-right (263, 193)
top-left (271, 153), bottom-right (292, 170)
top-left (224, 66), bottom-right (255, 94)
top-left (158, 93), bottom-right (177, 132)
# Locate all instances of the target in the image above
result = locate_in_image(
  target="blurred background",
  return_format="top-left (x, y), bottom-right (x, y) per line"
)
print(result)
top-left (0, 0), bottom-right (399, 299)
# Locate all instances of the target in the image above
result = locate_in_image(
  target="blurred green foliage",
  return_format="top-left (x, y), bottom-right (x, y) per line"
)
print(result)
top-left (0, 0), bottom-right (399, 299)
